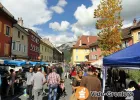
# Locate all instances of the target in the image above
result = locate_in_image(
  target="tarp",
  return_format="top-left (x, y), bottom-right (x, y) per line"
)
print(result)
top-left (40, 61), bottom-right (48, 65)
top-left (91, 59), bottom-right (103, 68)
top-left (103, 42), bottom-right (140, 67)
top-left (4, 60), bottom-right (26, 66)
top-left (29, 61), bottom-right (40, 66)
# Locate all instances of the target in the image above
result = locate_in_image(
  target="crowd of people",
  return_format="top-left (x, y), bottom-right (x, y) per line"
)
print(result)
top-left (0, 64), bottom-right (65, 100)
top-left (69, 65), bottom-right (102, 100)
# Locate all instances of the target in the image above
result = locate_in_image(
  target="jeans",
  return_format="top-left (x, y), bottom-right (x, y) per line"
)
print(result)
top-left (48, 84), bottom-right (58, 100)
top-left (34, 89), bottom-right (43, 100)
top-left (27, 85), bottom-right (33, 100)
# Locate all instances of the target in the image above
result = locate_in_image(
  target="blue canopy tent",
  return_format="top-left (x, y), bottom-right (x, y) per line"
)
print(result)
top-left (4, 60), bottom-right (26, 67)
top-left (40, 61), bottom-right (48, 65)
top-left (103, 42), bottom-right (140, 66)
top-left (102, 42), bottom-right (140, 100)
top-left (29, 61), bottom-right (40, 66)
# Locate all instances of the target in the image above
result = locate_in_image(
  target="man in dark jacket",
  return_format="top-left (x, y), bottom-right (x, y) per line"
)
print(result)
top-left (57, 65), bottom-right (63, 78)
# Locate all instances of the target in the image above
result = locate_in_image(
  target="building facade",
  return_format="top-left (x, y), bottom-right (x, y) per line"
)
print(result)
top-left (26, 29), bottom-right (41, 61)
top-left (40, 38), bottom-right (53, 62)
top-left (53, 47), bottom-right (63, 63)
top-left (11, 19), bottom-right (29, 60)
top-left (89, 42), bottom-right (102, 62)
top-left (0, 3), bottom-right (17, 58)
top-left (71, 35), bottom-right (97, 65)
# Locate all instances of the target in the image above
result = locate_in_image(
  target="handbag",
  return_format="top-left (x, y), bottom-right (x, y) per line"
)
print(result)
top-left (70, 93), bottom-right (77, 100)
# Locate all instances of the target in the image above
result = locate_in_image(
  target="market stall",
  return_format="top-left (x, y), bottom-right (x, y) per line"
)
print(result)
top-left (103, 42), bottom-right (140, 100)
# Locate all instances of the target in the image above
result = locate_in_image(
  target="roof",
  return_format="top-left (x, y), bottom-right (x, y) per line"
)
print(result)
top-left (89, 41), bottom-right (98, 47)
top-left (42, 38), bottom-right (54, 48)
top-left (0, 3), bottom-right (17, 23)
top-left (40, 39), bottom-right (54, 49)
top-left (14, 24), bottom-right (29, 36)
top-left (121, 26), bottom-right (132, 39)
top-left (72, 35), bottom-right (98, 49)
top-left (24, 28), bottom-right (41, 39)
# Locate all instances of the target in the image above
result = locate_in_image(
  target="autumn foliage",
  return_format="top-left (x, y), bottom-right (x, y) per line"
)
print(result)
top-left (94, 0), bottom-right (123, 56)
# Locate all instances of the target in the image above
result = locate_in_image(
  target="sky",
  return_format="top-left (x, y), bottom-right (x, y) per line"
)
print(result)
top-left (0, 0), bottom-right (140, 46)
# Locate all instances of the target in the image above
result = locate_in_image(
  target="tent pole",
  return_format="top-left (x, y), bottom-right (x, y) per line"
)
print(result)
top-left (102, 66), bottom-right (107, 100)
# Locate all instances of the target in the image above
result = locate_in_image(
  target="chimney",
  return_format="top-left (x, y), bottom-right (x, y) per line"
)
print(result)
top-left (18, 17), bottom-right (23, 26)
top-left (133, 18), bottom-right (137, 26)
top-left (79, 40), bottom-right (81, 46)
top-left (87, 37), bottom-right (89, 42)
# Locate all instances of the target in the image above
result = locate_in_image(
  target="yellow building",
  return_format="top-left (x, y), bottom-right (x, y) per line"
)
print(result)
top-left (71, 35), bottom-right (97, 65)
top-left (40, 38), bottom-right (53, 62)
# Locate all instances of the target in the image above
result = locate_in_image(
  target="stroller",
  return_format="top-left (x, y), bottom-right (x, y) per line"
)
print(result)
top-left (58, 79), bottom-right (67, 97)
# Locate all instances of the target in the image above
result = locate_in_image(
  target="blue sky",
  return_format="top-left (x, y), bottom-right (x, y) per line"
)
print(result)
top-left (1, 0), bottom-right (140, 46)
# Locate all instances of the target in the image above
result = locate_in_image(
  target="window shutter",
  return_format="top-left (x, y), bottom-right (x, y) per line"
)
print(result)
top-left (10, 27), bottom-right (13, 37)
top-left (0, 43), bottom-right (1, 52)
top-left (0, 21), bottom-right (1, 31)
top-left (4, 24), bottom-right (6, 35)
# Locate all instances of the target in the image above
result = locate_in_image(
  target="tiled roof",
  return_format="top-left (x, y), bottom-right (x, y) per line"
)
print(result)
top-left (72, 35), bottom-right (98, 49)
top-left (121, 26), bottom-right (132, 39)
top-left (89, 41), bottom-right (98, 47)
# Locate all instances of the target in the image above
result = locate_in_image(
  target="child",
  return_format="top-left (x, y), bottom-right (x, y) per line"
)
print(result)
top-left (59, 79), bottom-right (67, 97)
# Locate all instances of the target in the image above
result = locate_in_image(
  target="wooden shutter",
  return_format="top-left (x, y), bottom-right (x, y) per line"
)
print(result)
top-left (4, 24), bottom-right (6, 35)
top-left (10, 27), bottom-right (13, 37)
top-left (0, 43), bottom-right (1, 52)
top-left (0, 21), bottom-right (2, 33)
top-left (4, 44), bottom-right (9, 56)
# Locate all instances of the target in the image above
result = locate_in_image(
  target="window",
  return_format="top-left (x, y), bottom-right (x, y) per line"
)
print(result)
top-left (138, 32), bottom-right (140, 41)
top-left (45, 47), bottom-right (46, 52)
top-left (92, 47), bottom-right (97, 51)
top-left (12, 42), bottom-right (16, 50)
top-left (23, 45), bottom-right (26, 52)
top-left (42, 46), bottom-right (43, 51)
top-left (30, 44), bottom-right (33, 50)
top-left (6, 26), bottom-right (10, 36)
top-left (18, 31), bottom-right (20, 38)
top-left (22, 35), bottom-right (24, 40)
top-left (76, 56), bottom-right (78, 60)
top-left (92, 55), bottom-right (98, 60)
top-left (82, 43), bottom-right (86, 45)
top-left (19, 44), bottom-right (21, 51)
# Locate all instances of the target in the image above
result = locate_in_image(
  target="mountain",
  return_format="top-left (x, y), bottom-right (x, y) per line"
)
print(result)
top-left (57, 41), bottom-right (76, 63)
top-left (57, 41), bottom-right (76, 51)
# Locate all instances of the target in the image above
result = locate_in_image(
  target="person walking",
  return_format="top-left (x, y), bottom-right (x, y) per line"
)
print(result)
top-left (6, 69), bottom-right (16, 96)
top-left (31, 66), bottom-right (46, 100)
top-left (26, 67), bottom-right (34, 100)
top-left (56, 65), bottom-right (63, 78)
top-left (47, 68), bottom-right (60, 100)
top-left (80, 68), bottom-right (101, 100)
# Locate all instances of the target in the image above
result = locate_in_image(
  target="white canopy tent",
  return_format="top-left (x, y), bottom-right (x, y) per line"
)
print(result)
top-left (91, 59), bottom-right (103, 68)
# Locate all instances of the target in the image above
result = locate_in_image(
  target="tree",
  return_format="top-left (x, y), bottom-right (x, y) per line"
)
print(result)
top-left (94, 0), bottom-right (123, 56)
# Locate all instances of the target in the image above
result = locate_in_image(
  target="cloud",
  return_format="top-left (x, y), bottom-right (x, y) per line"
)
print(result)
top-left (49, 21), bottom-right (70, 31)
top-left (41, 33), bottom-right (77, 46)
top-left (50, 6), bottom-right (64, 14)
top-left (50, 0), bottom-right (67, 14)
top-left (0, 0), bottom-right (52, 28)
top-left (57, 0), bottom-right (67, 7)
top-left (72, 0), bottom-right (100, 36)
